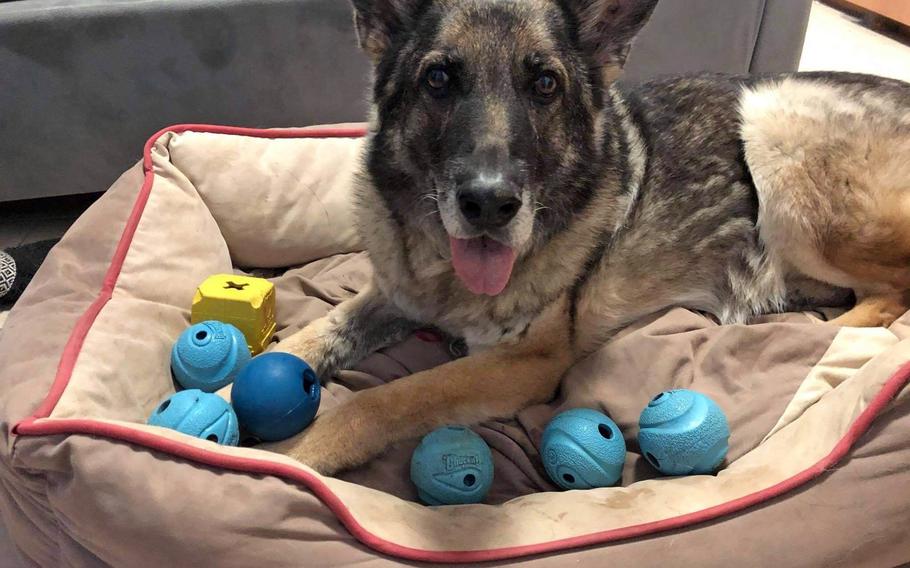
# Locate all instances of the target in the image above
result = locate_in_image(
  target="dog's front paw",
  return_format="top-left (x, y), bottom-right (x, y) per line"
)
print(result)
top-left (270, 317), bottom-right (334, 374)
top-left (258, 396), bottom-right (381, 475)
top-left (258, 431), bottom-right (340, 475)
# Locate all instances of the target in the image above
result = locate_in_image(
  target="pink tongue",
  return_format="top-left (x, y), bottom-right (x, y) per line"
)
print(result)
top-left (449, 237), bottom-right (517, 296)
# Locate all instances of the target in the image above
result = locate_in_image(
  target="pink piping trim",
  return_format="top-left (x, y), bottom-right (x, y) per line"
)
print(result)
top-left (11, 124), bottom-right (910, 563)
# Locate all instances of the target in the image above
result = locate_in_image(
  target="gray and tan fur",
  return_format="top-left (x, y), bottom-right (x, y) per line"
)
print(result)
top-left (268, 0), bottom-right (910, 474)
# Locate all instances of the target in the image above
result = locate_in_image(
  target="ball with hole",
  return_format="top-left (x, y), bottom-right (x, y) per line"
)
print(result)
top-left (638, 389), bottom-right (730, 476)
top-left (148, 389), bottom-right (240, 446)
top-left (541, 408), bottom-right (627, 490)
top-left (171, 320), bottom-right (251, 392)
top-left (410, 426), bottom-right (494, 506)
top-left (231, 352), bottom-right (320, 442)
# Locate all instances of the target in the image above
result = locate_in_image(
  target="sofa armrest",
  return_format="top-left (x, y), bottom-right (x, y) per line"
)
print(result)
top-left (622, 0), bottom-right (811, 82)
top-left (749, 0), bottom-right (813, 73)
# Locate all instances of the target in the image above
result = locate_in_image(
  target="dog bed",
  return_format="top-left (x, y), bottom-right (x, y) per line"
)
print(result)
top-left (1, 124), bottom-right (909, 567)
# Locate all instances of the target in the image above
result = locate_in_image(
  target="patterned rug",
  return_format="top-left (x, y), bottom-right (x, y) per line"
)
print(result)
top-left (0, 250), bottom-right (14, 331)
top-left (0, 251), bottom-right (14, 301)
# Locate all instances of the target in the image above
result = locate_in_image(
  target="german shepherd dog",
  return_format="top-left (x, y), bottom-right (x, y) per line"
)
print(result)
top-left (266, 0), bottom-right (910, 474)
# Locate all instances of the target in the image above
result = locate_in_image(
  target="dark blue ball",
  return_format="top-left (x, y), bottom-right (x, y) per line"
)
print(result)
top-left (638, 390), bottom-right (730, 476)
top-left (541, 408), bottom-right (626, 490)
top-left (171, 321), bottom-right (250, 392)
top-left (231, 353), bottom-right (320, 442)
top-left (148, 389), bottom-right (240, 446)
top-left (410, 426), bottom-right (494, 506)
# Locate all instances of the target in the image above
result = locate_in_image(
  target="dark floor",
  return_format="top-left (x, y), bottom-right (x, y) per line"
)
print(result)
top-left (0, 193), bottom-right (102, 250)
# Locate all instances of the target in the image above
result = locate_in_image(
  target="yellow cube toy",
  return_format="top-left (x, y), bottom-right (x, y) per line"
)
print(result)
top-left (191, 275), bottom-right (277, 355)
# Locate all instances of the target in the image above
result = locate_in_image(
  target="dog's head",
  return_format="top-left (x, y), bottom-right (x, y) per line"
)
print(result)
top-left (353, 0), bottom-right (657, 296)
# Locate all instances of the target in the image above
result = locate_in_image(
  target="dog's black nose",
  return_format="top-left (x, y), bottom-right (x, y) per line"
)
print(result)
top-left (457, 188), bottom-right (521, 230)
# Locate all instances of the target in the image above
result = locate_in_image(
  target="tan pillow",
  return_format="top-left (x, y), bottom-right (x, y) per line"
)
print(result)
top-left (168, 126), bottom-right (367, 268)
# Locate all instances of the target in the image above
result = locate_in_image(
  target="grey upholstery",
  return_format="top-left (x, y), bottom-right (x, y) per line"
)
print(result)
top-left (624, 0), bottom-right (812, 81)
top-left (0, 0), bottom-right (371, 204)
top-left (0, 0), bottom-right (811, 203)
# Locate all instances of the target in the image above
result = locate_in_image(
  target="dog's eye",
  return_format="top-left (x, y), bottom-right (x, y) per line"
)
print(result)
top-left (533, 72), bottom-right (559, 101)
top-left (425, 67), bottom-right (451, 96)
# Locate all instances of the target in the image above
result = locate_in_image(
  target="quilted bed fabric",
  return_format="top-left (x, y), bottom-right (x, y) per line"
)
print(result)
top-left (0, 125), bottom-right (908, 567)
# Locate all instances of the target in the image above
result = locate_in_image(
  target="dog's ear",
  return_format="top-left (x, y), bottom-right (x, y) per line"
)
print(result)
top-left (563, 0), bottom-right (659, 82)
top-left (351, 0), bottom-right (423, 63)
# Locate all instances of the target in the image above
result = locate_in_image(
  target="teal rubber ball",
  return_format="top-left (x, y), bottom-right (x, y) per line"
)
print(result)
top-left (148, 389), bottom-right (240, 446)
top-left (410, 426), bottom-right (494, 506)
top-left (541, 409), bottom-right (626, 490)
top-left (171, 321), bottom-right (251, 392)
top-left (638, 390), bottom-right (730, 476)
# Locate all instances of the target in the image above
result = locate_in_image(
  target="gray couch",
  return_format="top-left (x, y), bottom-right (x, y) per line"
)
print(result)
top-left (0, 0), bottom-right (811, 203)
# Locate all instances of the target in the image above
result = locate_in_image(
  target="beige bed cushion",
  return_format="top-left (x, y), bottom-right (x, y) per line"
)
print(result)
top-left (0, 125), bottom-right (908, 567)
top-left (168, 130), bottom-right (365, 268)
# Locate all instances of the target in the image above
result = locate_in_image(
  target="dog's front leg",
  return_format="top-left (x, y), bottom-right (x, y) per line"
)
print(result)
top-left (273, 281), bottom-right (418, 379)
top-left (264, 299), bottom-right (575, 474)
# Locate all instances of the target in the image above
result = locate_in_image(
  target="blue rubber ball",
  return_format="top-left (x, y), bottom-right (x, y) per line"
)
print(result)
top-left (171, 321), bottom-right (251, 392)
top-left (148, 389), bottom-right (240, 446)
top-left (231, 353), bottom-right (320, 442)
top-left (541, 408), bottom-right (626, 490)
top-left (410, 426), bottom-right (494, 506)
top-left (638, 390), bottom-right (730, 476)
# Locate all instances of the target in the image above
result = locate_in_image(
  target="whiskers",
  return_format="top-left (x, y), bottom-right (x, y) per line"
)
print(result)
top-left (534, 201), bottom-right (550, 214)
top-left (420, 192), bottom-right (442, 221)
